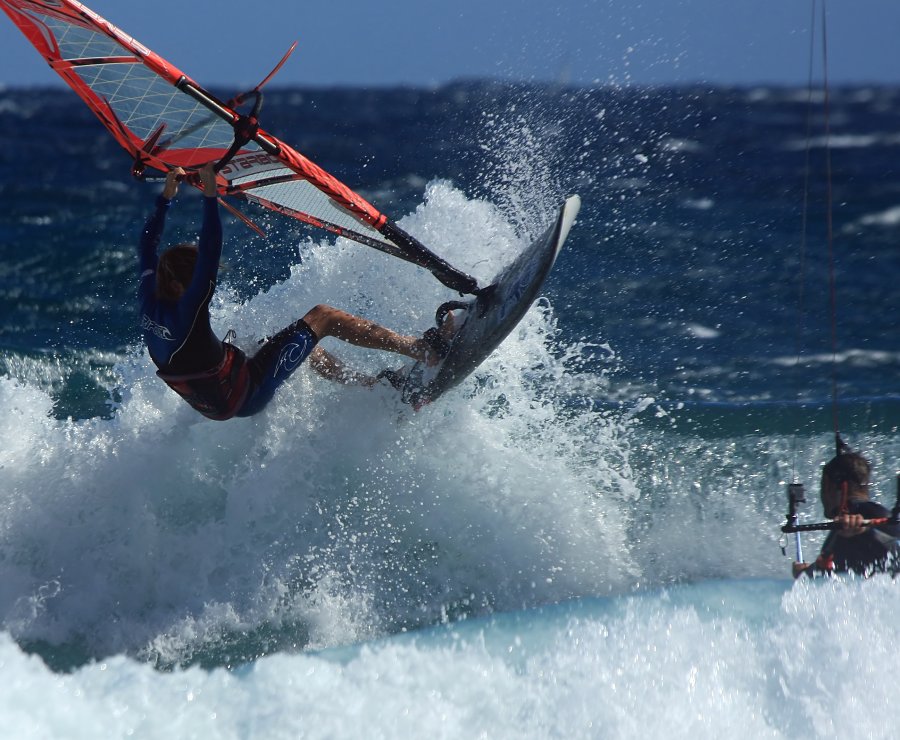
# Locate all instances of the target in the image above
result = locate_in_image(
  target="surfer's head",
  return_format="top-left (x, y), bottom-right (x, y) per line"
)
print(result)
top-left (820, 449), bottom-right (871, 517)
top-left (157, 243), bottom-right (198, 301)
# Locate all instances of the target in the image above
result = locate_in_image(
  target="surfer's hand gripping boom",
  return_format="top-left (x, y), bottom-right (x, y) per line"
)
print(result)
top-left (198, 163), bottom-right (218, 198)
top-left (162, 168), bottom-right (185, 200)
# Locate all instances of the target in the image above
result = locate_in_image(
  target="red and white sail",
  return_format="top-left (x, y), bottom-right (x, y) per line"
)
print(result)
top-left (0, 0), bottom-right (479, 293)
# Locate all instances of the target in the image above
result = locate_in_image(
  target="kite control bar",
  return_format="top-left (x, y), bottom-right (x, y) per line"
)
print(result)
top-left (781, 474), bottom-right (900, 535)
top-left (781, 517), bottom-right (890, 534)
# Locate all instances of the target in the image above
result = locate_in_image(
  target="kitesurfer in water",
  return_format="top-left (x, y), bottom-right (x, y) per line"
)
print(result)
top-left (139, 164), bottom-right (442, 420)
top-left (792, 442), bottom-right (900, 577)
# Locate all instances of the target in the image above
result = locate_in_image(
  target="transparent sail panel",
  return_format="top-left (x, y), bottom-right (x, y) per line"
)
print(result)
top-left (38, 11), bottom-right (250, 158)
top-left (234, 169), bottom-right (390, 245)
top-left (78, 63), bottom-right (244, 153)
top-left (9, 3), bottom-right (392, 250)
top-left (42, 13), bottom-right (123, 58)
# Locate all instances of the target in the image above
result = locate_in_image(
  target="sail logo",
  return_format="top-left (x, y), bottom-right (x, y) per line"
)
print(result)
top-left (219, 153), bottom-right (282, 179)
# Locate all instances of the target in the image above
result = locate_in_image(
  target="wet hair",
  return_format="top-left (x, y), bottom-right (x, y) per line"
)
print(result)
top-left (156, 243), bottom-right (198, 301)
top-left (823, 452), bottom-right (870, 489)
top-left (820, 450), bottom-right (871, 517)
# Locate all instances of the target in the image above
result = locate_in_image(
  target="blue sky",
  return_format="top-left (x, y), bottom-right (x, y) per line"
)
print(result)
top-left (1, 1), bottom-right (898, 89)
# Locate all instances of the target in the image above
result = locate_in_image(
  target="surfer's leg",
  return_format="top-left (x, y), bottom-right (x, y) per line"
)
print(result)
top-left (416, 305), bottom-right (462, 366)
top-left (302, 305), bottom-right (428, 362)
top-left (236, 318), bottom-right (319, 416)
top-left (437, 306), bottom-right (462, 339)
top-left (308, 346), bottom-right (376, 387)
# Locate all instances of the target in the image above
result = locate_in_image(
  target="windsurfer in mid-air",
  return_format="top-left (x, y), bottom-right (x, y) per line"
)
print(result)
top-left (139, 164), bottom-right (444, 420)
top-left (792, 440), bottom-right (900, 577)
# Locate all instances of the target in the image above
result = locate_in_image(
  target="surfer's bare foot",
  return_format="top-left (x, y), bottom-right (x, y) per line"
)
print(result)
top-left (412, 337), bottom-right (440, 366)
top-left (419, 308), bottom-right (462, 366)
top-left (376, 368), bottom-right (407, 390)
top-left (417, 332), bottom-right (446, 367)
top-left (439, 309), bottom-right (459, 339)
top-left (309, 346), bottom-right (377, 387)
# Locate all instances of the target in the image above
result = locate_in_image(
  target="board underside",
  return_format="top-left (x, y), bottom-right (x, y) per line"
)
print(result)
top-left (396, 195), bottom-right (581, 406)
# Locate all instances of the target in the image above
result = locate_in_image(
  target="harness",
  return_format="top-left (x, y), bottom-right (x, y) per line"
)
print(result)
top-left (157, 343), bottom-right (251, 421)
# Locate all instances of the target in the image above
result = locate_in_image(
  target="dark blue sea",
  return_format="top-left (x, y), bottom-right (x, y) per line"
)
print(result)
top-left (1, 82), bottom-right (898, 737)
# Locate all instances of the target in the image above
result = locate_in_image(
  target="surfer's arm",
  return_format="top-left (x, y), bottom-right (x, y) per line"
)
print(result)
top-left (183, 164), bottom-right (223, 303)
top-left (138, 168), bottom-right (183, 291)
top-left (198, 163), bottom-right (222, 270)
top-left (832, 513), bottom-right (869, 538)
top-left (138, 198), bottom-right (170, 302)
top-left (833, 504), bottom-right (900, 540)
top-left (862, 501), bottom-right (900, 540)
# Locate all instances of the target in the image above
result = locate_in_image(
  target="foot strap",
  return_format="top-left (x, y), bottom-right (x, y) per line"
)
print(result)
top-left (422, 327), bottom-right (451, 360)
top-left (376, 368), bottom-right (407, 390)
top-left (435, 300), bottom-right (468, 326)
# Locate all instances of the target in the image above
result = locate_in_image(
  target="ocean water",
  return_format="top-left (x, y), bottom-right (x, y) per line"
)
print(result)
top-left (1, 82), bottom-right (899, 738)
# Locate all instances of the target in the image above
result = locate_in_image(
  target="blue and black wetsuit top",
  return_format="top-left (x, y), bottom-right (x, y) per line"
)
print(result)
top-left (817, 500), bottom-right (900, 575)
top-left (138, 195), bottom-right (249, 419)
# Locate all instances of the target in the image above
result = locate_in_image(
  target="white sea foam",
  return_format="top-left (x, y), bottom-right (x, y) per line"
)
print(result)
top-left (0, 182), bottom-right (637, 669)
top-left (783, 132), bottom-right (900, 151)
top-left (659, 137), bottom-right (703, 154)
top-left (1, 578), bottom-right (898, 739)
top-left (681, 196), bottom-right (715, 210)
top-left (770, 348), bottom-right (900, 368)
top-left (857, 204), bottom-right (900, 228)
top-left (684, 322), bottom-right (720, 339)
top-left (4, 176), bottom-right (899, 736)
